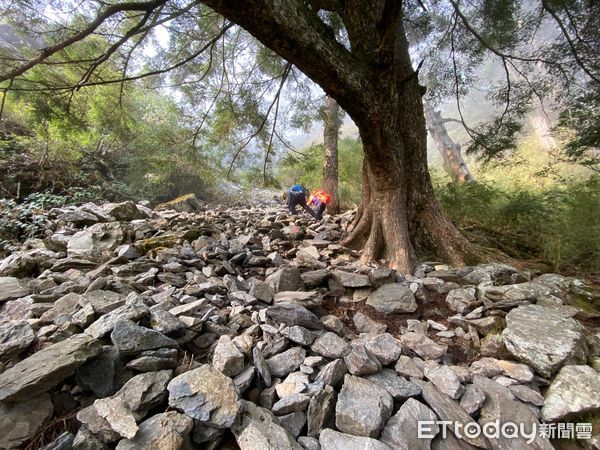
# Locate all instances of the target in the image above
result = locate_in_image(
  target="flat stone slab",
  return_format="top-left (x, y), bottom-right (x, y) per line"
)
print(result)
top-left (0, 333), bottom-right (102, 401)
top-left (502, 304), bottom-right (587, 377)
top-left (541, 365), bottom-right (600, 422)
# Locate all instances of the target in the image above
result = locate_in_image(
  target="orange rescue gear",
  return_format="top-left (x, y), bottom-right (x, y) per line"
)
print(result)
top-left (308, 189), bottom-right (331, 205)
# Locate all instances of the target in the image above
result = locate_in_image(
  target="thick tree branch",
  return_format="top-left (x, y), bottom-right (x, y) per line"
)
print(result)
top-left (200, 0), bottom-right (371, 119)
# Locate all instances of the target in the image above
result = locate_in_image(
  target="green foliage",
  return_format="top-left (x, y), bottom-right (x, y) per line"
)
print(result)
top-left (555, 85), bottom-right (600, 172)
top-left (433, 173), bottom-right (600, 273)
top-left (277, 137), bottom-right (363, 207)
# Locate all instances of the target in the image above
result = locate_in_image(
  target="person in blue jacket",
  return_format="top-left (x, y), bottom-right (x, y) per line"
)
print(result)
top-left (287, 183), bottom-right (315, 217)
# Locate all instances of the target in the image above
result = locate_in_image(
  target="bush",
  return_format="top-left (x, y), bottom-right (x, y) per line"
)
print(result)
top-left (433, 174), bottom-right (600, 273)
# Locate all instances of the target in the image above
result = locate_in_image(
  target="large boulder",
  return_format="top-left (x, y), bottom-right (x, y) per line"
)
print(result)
top-left (167, 364), bottom-right (241, 428)
top-left (67, 222), bottom-right (124, 258)
top-left (0, 333), bottom-right (102, 401)
top-left (380, 398), bottom-right (438, 450)
top-left (474, 376), bottom-right (554, 450)
top-left (155, 194), bottom-right (203, 213)
top-left (502, 304), bottom-right (587, 377)
top-left (366, 284), bottom-right (417, 314)
top-left (541, 365), bottom-right (600, 422)
top-left (335, 374), bottom-right (393, 438)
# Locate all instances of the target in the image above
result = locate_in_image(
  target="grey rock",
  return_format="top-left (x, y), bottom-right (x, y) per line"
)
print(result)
top-left (234, 366), bottom-right (255, 393)
top-left (72, 426), bottom-right (109, 450)
top-left (0, 333), bottom-right (102, 401)
top-left (103, 201), bottom-right (144, 221)
top-left (253, 346), bottom-right (272, 388)
top-left (395, 355), bottom-right (424, 379)
top-left (332, 270), bottom-right (372, 288)
top-left (116, 370), bottom-right (172, 417)
top-left (272, 393), bottom-right (310, 415)
top-left (366, 284), bottom-right (417, 314)
top-left (474, 375), bottom-right (553, 450)
top-left (85, 303), bottom-right (148, 339)
top-left (311, 332), bottom-right (350, 359)
top-left (168, 364), bottom-right (241, 427)
top-left (307, 385), bottom-right (336, 437)
top-left (353, 311), bottom-right (387, 334)
top-left (344, 342), bottom-right (382, 376)
top-left (509, 384), bottom-right (545, 406)
top-left (502, 304), bottom-right (587, 377)
top-left (298, 436), bottom-right (320, 450)
top-left (301, 269), bottom-right (331, 288)
top-left (417, 380), bottom-right (489, 448)
top-left (273, 291), bottom-right (321, 307)
top-left (314, 358), bottom-right (347, 387)
top-left (40, 293), bottom-right (82, 323)
top-left (233, 400), bottom-right (302, 450)
top-left (111, 319), bottom-right (178, 355)
top-left (282, 325), bottom-right (315, 345)
top-left (76, 345), bottom-right (124, 397)
top-left (94, 396), bottom-right (139, 439)
top-left (0, 320), bottom-right (35, 360)
top-left (424, 364), bottom-right (465, 400)
top-left (335, 374), bottom-right (393, 438)
top-left (0, 277), bottom-right (30, 302)
top-left (265, 267), bottom-right (302, 292)
top-left (67, 222), bottom-right (123, 258)
top-left (41, 432), bottom-right (75, 450)
top-left (267, 304), bottom-right (323, 330)
top-left (319, 428), bottom-right (392, 450)
top-left (126, 356), bottom-right (177, 372)
top-left (279, 411), bottom-right (307, 438)
top-left (366, 369), bottom-right (421, 400)
top-left (149, 309), bottom-right (185, 335)
top-left (0, 394), bottom-right (53, 449)
top-left (266, 347), bottom-right (306, 378)
top-left (115, 411), bottom-right (193, 450)
top-left (212, 335), bottom-right (245, 377)
top-left (541, 364), bottom-right (600, 422)
top-left (400, 332), bottom-right (447, 360)
top-left (460, 384), bottom-right (486, 416)
top-left (320, 315), bottom-right (343, 334)
top-left (380, 398), bottom-right (438, 450)
top-left (446, 288), bottom-right (477, 314)
top-left (81, 290), bottom-right (125, 314)
top-left (363, 333), bottom-right (402, 365)
top-left (249, 281), bottom-right (275, 303)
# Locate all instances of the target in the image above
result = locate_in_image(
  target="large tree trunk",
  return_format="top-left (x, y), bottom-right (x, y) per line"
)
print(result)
top-left (323, 96), bottom-right (341, 214)
top-left (424, 101), bottom-right (475, 183)
top-left (201, 0), bottom-right (484, 273)
top-left (341, 27), bottom-right (481, 272)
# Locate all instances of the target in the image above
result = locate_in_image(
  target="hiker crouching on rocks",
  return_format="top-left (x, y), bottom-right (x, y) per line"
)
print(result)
top-left (287, 184), bottom-right (314, 216)
top-left (308, 189), bottom-right (331, 220)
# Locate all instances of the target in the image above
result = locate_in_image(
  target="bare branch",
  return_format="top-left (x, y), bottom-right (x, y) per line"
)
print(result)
top-left (227, 62), bottom-right (291, 178)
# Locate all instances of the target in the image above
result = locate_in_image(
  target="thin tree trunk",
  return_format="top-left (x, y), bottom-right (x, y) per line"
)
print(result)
top-left (424, 101), bottom-right (475, 183)
top-left (323, 96), bottom-right (341, 214)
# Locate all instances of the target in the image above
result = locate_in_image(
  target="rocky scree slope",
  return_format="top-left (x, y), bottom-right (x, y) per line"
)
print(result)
top-left (0, 198), bottom-right (599, 449)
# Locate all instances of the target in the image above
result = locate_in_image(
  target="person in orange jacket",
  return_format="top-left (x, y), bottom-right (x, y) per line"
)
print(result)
top-left (308, 189), bottom-right (331, 220)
